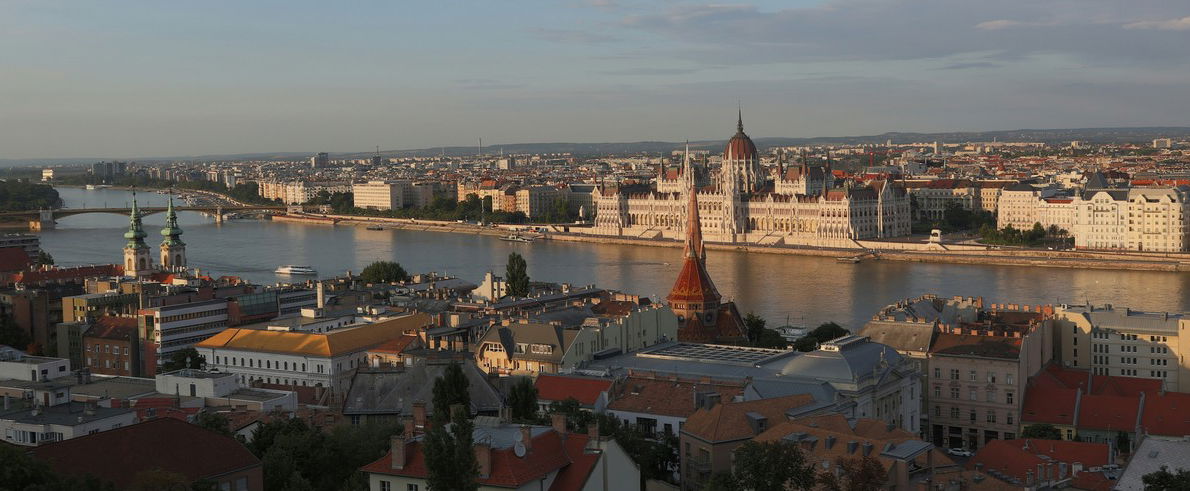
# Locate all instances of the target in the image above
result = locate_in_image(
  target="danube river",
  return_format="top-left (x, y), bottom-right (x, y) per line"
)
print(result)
top-left (37, 186), bottom-right (1190, 330)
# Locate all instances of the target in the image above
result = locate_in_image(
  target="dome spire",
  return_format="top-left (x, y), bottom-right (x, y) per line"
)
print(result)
top-left (124, 187), bottom-right (147, 248)
top-left (736, 104), bottom-right (744, 134)
top-left (160, 187), bottom-right (184, 246)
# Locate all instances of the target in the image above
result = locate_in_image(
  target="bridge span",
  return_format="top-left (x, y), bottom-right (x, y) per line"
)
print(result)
top-left (1, 206), bottom-right (288, 230)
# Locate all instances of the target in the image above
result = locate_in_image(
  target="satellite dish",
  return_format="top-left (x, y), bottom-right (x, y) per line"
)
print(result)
top-left (514, 442), bottom-right (526, 458)
top-left (514, 431), bottom-right (524, 442)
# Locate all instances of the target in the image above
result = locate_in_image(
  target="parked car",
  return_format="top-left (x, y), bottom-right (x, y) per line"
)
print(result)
top-left (947, 448), bottom-right (974, 457)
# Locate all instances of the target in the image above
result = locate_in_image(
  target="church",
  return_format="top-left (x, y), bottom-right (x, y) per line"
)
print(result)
top-left (593, 113), bottom-right (911, 247)
top-left (122, 192), bottom-right (187, 277)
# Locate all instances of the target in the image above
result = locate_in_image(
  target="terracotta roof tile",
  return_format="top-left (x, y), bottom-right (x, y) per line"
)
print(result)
top-left (535, 374), bottom-right (612, 406)
top-left (608, 374), bottom-right (744, 418)
top-left (966, 439), bottom-right (1109, 485)
top-left (682, 394), bottom-right (815, 443)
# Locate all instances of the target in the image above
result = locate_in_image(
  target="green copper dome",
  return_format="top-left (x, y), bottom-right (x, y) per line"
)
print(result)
top-left (124, 193), bottom-right (148, 249)
top-left (160, 195), bottom-right (185, 246)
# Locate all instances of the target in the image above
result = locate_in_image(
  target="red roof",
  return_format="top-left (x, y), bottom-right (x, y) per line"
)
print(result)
top-left (967, 439), bottom-right (1109, 484)
top-left (88, 316), bottom-right (139, 339)
top-left (548, 434), bottom-right (601, 491)
top-left (666, 256), bottom-right (720, 306)
top-left (30, 418), bottom-right (260, 488)
top-left (1139, 391), bottom-right (1190, 437)
top-left (0, 247), bottom-right (31, 272)
top-left (1078, 394), bottom-right (1140, 432)
top-left (724, 113), bottom-right (757, 162)
top-left (363, 428), bottom-right (580, 488)
top-left (1021, 385), bottom-right (1078, 426)
top-left (535, 374), bottom-right (612, 406)
top-left (369, 334), bottom-right (421, 355)
top-left (8, 264), bottom-right (121, 286)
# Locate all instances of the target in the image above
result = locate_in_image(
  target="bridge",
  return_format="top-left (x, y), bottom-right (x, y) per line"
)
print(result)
top-left (1, 206), bottom-right (288, 230)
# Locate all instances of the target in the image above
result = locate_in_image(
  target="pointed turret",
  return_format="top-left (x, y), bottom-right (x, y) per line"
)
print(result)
top-left (159, 191), bottom-right (187, 271)
top-left (123, 190), bottom-right (152, 276)
top-left (668, 177), bottom-right (723, 341)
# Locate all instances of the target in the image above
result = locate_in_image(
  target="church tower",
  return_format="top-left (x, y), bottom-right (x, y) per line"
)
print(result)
top-left (159, 193), bottom-right (186, 271)
top-left (667, 178), bottom-right (726, 342)
top-left (123, 192), bottom-right (152, 277)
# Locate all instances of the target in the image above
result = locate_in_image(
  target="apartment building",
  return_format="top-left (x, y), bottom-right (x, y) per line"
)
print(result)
top-left (196, 313), bottom-right (430, 395)
top-left (515, 185), bottom-right (563, 220)
top-left (927, 311), bottom-right (1052, 451)
top-left (140, 299), bottom-right (230, 369)
top-left (1053, 304), bottom-right (1189, 391)
top-left (352, 180), bottom-right (412, 210)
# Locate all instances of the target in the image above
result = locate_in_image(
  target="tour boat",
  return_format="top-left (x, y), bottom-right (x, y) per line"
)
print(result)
top-left (365, 225), bottom-right (384, 231)
top-left (500, 234), bottom-right (534, 243)
top-left (275, 265), bottom-right (317, 275)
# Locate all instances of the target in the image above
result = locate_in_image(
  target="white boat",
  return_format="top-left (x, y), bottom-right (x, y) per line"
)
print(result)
top-left (500, 234), bottom-right (534, 243)
top-left (85, 184), bottom-right (97, 190)
top-left (275, 265), bottom-right (317, 275)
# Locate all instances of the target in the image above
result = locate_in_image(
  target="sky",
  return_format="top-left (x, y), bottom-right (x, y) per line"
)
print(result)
top-left (2, 0), bottom-right (1190, 159)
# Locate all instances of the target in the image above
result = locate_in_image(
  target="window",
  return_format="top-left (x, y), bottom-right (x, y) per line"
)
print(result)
top-left (986, 391), bottom-right (996, 403)
top-left (987, 373), bottom-right (997, 384)
top-left (1006, 392), bottom-right (1014, 405)
top-left (969, 410), bottom-right (977, 423)
top-left (950, 387), bottom-right (960, 399)
top-left (951, 407), bottom-right (959, 418)
top-left (1006, 373), bottom-right (1014, 385)
top-left (379, 481), bottom-right (391, 491)
top-left (934, 367), bottom-right (941, 379)
top-left (933, 386), bottom-right (941, 398)
top-left (950, 369), bottom-right (959, 380)
top-left (406, 485), bottom-right (419, 491)
top-left (969, 370), bottom-right (977, 382)
top-left (969, 388), bottom-right (977, 401)
top-left (934, 406), bottom-right (941, 417)
top-left (986, 411), bottom-right (997, 424)
top-left (1007, 414), bottom-right (1014, 425)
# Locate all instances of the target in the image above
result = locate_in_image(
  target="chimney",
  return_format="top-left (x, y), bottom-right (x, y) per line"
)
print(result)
top-left (825, 435), bottom-right (836, 449)
top-left (412, 402), bottom-right (427, 429)
top-left (403, 420), bottom-right (415, 438)
top-left (847, 441), bottom-right (858, 454)
top-left (520, 425), bottom-right (533, 452)
top-left (390, 435), bottom-right (409, 470)
top-left (1026, 470), bottom-right (1034, 487)
top-left (475, 443), bottom-right (492, 478)
top-left (588, 423), bottom-right (600, 441)
top-left (551, 413), bottom-right (568, 436)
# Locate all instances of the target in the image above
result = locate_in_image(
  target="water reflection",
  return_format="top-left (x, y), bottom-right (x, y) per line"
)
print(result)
top-left (36, 186), bottom-right (1190, 329)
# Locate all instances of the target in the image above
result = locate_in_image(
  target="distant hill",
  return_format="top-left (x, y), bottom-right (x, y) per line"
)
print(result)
top-left (3, 126), bottom-right (1188, 166)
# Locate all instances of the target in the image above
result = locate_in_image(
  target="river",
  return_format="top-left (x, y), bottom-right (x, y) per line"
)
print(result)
top-left (35, 186), bottom-right (1190, 330)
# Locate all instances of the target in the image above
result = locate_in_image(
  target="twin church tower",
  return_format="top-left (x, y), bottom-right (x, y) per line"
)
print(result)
top-left (123, 191), bottom-right (187, 277)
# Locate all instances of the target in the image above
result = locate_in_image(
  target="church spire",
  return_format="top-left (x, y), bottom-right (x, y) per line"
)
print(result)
top-left (736, 105), bottom-right (744, 134)
top-left (683, 176), bottom-right (705, 262)
top-left (124, 190), bottom-right (147, 249)
top-left (160, 190), bottom-right (184, 246)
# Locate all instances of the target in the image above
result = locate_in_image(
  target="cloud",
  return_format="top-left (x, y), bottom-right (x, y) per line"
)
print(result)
top-left (937, 61), bottom-right (1001, 70)
top-left (531, 27), bottom-right (617, 44)
top-left (601, 67), bottom-right (700, 75)
top-left (616, 1), bottom-right (1190, 65)
top-left (1124, 16), bottom-right (1190, 31)
top-left (454, 78), bottom-right (524, 90)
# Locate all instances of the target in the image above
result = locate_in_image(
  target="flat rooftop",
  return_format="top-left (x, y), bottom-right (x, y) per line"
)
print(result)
top-left (636, 342), bottom-right (792, 367)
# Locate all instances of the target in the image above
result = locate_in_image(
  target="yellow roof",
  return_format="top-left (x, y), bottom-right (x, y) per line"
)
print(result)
top-left (197, 313), bottom-right (431, 357)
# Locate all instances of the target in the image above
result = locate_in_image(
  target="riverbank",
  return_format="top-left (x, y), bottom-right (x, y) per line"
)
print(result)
top-left (272, 213), bottom-right (1190, 273)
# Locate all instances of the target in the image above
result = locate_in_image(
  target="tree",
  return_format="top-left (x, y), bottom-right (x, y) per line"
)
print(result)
top-left (126, 469), bottom-right (192, 491)
top-left (508, 377), bottom-right (539, 422)
top-left (1142, 465), bottom-right (1190, 490)
top-left (34, 251), bottom-right (53, 267)
top-left (729, 440), bottom-right (816, 491)
top-left (160, 348), bottom-right (204, 373)
top-left (360, 260), bottom-right (409, 284)
top-left (424, 406), bottom-right (479, 491)
top-left (0, 312), bottom-right (31, 351)
top-left (0, 442), bottom-right (115, 490)
top-left (744, 313), bottom-right (767, 344)
top-left (505, 252), bottom-right (529, 297)
top-left (818, 455), bottom-right (889, 491)
top-left (431, 362), bottom-right (471, 424)
top-left (793, 322), bottom-right (849, 352)
top-left (193, 411), bottom-right (231, 437)
top-left (1020, 423), bottom-right (1063, 440)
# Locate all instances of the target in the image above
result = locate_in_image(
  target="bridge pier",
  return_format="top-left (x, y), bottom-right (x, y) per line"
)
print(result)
top-left (215, 206), bottom-right (223, 224)
top-left (30, 209), bottom-right (55, 230)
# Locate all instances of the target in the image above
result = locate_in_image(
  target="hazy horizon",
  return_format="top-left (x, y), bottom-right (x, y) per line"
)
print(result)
top-left (4, 1), bottom-right (1189, 159)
